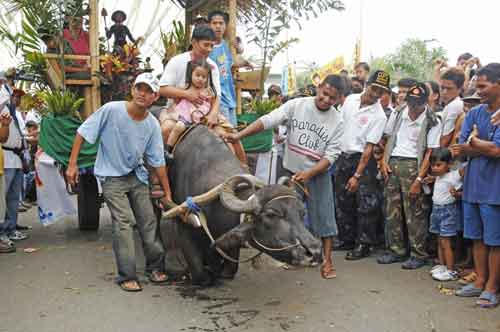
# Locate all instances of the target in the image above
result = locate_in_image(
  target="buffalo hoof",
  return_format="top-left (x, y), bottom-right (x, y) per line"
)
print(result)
top-left (220, 272), bottom-right (236, 280)
top-left (191, 271), bottom-right (216, 287)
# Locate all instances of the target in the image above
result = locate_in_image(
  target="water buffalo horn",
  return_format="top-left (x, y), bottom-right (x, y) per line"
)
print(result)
top-left (163, 183), bottom-right (225, 218)
top-left (219, 175), bottom-right (262, 214)
top-left (277, 176), bottom-right (291, 186)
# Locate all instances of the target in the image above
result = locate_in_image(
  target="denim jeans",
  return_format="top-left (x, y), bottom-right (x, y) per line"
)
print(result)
top-left (0, 168), bottom-right (23, 236)
top-left (23, 171), bottom-right (36, 202)
top-left (101, 174), bottom-right (165, 283)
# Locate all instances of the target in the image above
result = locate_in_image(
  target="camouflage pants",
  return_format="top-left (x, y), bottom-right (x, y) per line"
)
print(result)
top-left (384, 157), bottom-right (427, 257)
top-left (334, 153), bottom-right (381, 246)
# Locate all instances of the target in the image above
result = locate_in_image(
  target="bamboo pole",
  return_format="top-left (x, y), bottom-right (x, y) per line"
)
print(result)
top-left (185, 0), bottom-right (192, 45)
top-left (227, 0), bottom-right (242, 115)
top-left (89, 0), bottom-right (101, 116)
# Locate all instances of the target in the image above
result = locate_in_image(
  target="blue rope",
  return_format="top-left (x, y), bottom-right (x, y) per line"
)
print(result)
top-left (186, 196), bottom-right (201, 214)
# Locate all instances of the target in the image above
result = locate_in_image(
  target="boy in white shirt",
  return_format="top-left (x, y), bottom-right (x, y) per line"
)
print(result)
top-left (428, 148), bottom-right (463, 281)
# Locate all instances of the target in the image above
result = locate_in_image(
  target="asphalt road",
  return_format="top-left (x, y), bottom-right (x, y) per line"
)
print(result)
top-left (0, 204), bottom-right (499, 332)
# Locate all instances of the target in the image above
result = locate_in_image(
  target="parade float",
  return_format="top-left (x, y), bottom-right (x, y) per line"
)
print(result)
top-left (0, 0), bottom-right (270, 231)
top-left (0, 0), bottom-right (343, 230)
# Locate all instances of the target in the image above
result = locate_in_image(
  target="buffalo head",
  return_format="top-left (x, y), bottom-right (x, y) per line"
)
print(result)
top-left (216, 175), bottom-right (322, 266)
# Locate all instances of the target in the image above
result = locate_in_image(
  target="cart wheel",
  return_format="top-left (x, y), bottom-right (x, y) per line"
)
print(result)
top-left (77, 174), bottom-right (100, 231)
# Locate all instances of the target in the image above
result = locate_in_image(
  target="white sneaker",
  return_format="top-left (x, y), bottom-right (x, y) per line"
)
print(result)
top-left (8, 230), bottom-right (29, 241)
top-left (432, 269), bottom-right (459, 281)
top-left (429, 264), bottom-right (446, 275)
top-left (0, 234), bottom-right (14, 247)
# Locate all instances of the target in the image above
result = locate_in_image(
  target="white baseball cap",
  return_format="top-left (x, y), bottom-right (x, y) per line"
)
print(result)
top-left (134, 73), bottom-right (159, 93)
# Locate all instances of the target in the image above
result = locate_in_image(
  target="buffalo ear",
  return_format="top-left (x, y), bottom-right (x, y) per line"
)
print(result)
top-left (214, 221), bottom-right (255, 251)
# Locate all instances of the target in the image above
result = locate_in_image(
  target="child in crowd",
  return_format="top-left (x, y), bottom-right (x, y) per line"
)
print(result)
top-left (161, 59), bottom-right (246, 164)
top-left (428, 148), bottom-right (464, 281)
top-left (22, 120), bottom-right (39, 207)
top-left (163, 59), bottom-right (217, 159)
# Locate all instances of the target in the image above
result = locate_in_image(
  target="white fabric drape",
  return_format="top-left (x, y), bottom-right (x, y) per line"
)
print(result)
top-left (0, 0), bottom-right (184, 72)
top-left (35, 152), bottom-right (78, 226)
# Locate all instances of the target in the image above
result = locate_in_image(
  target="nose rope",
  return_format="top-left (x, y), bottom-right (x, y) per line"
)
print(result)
top-left (251, 234), bottom-right (301, 252)
top-left (249, 194), bottom-right (303, 252)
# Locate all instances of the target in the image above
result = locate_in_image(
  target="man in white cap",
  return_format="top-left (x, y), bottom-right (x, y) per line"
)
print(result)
top-left (0, 69), bottom-right (29, 242)
top-left (66, 73), bottom-right (171, 292)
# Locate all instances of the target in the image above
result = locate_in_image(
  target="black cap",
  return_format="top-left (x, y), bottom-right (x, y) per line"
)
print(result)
top-left (461, 90), bottom-right (481, 103)
top-left (406, 82), bottom-right (429, 105)
top-left (367, 70), bottom-right (390, 91)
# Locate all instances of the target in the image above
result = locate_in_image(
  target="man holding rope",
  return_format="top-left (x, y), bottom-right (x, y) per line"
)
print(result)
top-left (66, 73), bottom-right (171, 292)
top-left (223, 75), bottom-right (345, 279)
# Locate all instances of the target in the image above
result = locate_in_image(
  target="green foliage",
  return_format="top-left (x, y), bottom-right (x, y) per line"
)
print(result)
top-left (40, 90), bottom-right (85, 120)
top-left (370, 38), bottom-right (448, 82)
top-left (248, 99), bottom-right (280, 116)
top-left (160, 20), bottom-right (188, 65)
top-left (1, 0), bottom-right (60, 50)
top-left (0, 0), bottom-right (90, 88)
top-left (0, 0), bottom-right (63, 87)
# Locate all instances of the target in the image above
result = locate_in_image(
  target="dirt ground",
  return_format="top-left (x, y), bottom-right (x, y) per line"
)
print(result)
top-left (0, 206), bottom-right (498, 332)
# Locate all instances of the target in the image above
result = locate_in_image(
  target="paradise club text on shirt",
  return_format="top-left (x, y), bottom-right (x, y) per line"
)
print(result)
top-left (290, 119), bottom-right (330, 150)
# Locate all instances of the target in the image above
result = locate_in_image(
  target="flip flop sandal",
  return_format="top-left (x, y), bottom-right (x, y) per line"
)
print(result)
top-left (455, 283), bottom-right (483, 297)
top-left (119, 280), bottom-right (142, 292)
top-left (321, 265), bottom-right (337, 279)
top-left (476, 291), bottom-right (499, 308)
top-left (147, 271), bottom-right (170, 285)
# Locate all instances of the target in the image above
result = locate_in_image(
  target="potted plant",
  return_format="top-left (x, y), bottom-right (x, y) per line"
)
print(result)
top-left (237, 99), bottom-right (280, 153)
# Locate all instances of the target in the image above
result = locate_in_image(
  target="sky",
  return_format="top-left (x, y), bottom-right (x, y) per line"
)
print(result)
top-left (266, 0), bottom-right (500, 73)
top-left (1, 0), bottom-right (500, 76)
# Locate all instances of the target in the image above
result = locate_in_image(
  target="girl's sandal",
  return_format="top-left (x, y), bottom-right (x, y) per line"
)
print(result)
top-left (320, 264), bottom-right (337, 279)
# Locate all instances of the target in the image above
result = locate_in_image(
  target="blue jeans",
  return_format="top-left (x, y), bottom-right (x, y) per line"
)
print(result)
top-left (0, 168), bottom-right (23, 236)
top-left (220, 106), bottom-right (237, 127)
top-left (429, 202), bottom-right (459, 237)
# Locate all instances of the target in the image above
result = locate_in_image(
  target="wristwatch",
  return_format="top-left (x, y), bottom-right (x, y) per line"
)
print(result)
top-left (353, 172), bottom-right (362, 179)
top-left (466, 135), bottom-right (475, 145)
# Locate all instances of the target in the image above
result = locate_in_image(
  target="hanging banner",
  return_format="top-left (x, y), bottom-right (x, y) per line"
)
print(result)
top-left (280, 63), bottom-right (297, 96)
top-left (280, 65), bottom-right (289, 96)
top-left (287, 62), bottom-right (297, 96)
top-left (311, 56), bottom-right (345, 86)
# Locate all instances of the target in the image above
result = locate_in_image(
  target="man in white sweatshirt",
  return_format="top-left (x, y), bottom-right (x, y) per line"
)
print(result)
top-left (224, 75), bottom-right (345, 279)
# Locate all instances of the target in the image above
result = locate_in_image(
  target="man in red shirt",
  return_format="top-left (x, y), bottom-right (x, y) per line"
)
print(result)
top-left (63, 16), bottom-right (90, 77)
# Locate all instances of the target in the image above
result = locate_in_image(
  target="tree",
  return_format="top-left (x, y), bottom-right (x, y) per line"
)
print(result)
top-left (370, 38), bottom-right (448, 83)
top-left (244, 0), bottom-right (345, 97)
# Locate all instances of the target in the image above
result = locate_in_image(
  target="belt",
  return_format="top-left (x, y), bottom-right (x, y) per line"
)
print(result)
top-left (107, 170), bottom-right (136, 178)
top-left (390, 156), bottom-right (417, 161)
top-left (2, 146), bottom-right (23, 154)
top-left (342, 152), bottom-right (362, 158)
